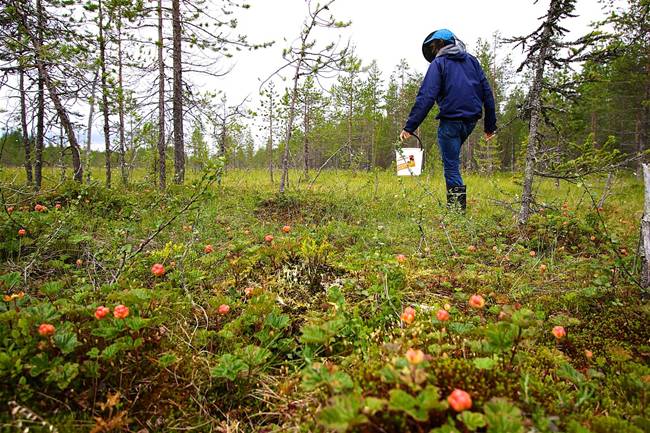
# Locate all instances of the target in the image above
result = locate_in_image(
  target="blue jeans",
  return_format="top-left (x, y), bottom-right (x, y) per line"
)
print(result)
top-left (438, 119), bottom-right (477, 188)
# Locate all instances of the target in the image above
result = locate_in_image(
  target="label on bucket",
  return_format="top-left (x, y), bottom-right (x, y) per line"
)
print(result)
top-left (396, 148), bottom-right (423, 176)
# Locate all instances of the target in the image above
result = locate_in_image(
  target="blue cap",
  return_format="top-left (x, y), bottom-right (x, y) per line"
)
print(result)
top-left (422, 28), bottom-right (456, 62)
top-left (423, 29), bottom-right (456, 45)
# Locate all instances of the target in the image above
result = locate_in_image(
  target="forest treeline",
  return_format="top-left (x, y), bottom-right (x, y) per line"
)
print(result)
top-left (0, 0), bottom-right (648, 195)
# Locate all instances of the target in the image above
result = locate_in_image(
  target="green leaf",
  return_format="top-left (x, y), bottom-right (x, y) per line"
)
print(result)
top-left (158, 353), bottom-right (178, 368)
top-left (81, 360), bottom-right (100, 378)
top-left (458, 411), bottom-right (487, 431)
top-left (69, 233), bottom-right (93, 244)
top-left (388, 388), bottom-right (437, 421)
top-left (473, 357), bottom-right (498, 370)
top-left (417, 385), bottom-right (445, 411)
top-left (0, 272), bottom-right (21, 290)
top-left (485, 322), bottom-right (519, 354)
top-left (238, 345), bottom-right (271, 368)
top-left (388, 389), bottom-right (417, 412)
top-left (511, 308), bottom-right (536, 328)
top-left (125, 316), bottom-right (148, 331)
top-left (265, 311), bottom-right (290, 330)
top-left (53, 331), bottom-right (80, 354)
top-left (91, 322), bottom-right (122, 339)
top-left (557, 362), bottom-right (585, 385)
top-left (328, 370), bottom-right (354, 393)
top-left (210, 354), bottom-right (248, 381)
top-left (484, 398), bottom-right (524, 433)
top-left (448, 322), bottom-right (476, 335)
top-left (364, 397), bottom-right (386, 415)
top-left (29, 302), bottom-right (60, 323)
top-left (300, 324), bottom-right (329, 345)
top-left (29, 352), bottom-right (52, 377)
top-left (302, 363), bottom-right (354, 393)
top-left (101, 343), bottom-right (122, 360)
top-left (45, 362), bottom-right (79, 390)
top-left (40, 280), bottom-right (64, 297)
top-left (318, 394), bottom-right (367, 432)
top-left (379, 365), bottom-right (399, 383)
top-left (430, 423), bottom-right (461, 433)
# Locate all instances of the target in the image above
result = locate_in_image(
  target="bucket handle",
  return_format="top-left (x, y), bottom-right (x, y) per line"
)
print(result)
top-left (398, 133), bottom-right (422, 150)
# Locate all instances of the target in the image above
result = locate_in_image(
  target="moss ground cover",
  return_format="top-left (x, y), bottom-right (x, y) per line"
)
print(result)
top-left (0, 168), bottom-right (648, 432)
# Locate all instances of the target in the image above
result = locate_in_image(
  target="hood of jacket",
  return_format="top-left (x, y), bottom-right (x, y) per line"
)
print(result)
top-left (436, 39), bottom-right (467, 60)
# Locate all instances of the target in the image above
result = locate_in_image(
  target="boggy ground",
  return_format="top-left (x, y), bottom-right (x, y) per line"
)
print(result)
top-left (0, 168), bottom-right (648, 432)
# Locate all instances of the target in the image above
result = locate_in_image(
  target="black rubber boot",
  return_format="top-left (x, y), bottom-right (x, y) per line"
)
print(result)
top-left (446, 185), bottom-right (467, 212)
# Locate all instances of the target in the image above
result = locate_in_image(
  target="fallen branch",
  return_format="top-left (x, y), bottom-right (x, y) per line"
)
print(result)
top-left (307, 141), bottom-right (352, 190)
top-left (597, 172), bottom-right (615, 209)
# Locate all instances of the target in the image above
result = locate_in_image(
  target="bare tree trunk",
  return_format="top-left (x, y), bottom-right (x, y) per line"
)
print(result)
top-left (99, 0), bottom-right (111, 188)
top-left (518, 6), bottom-right (552, 225)
top-left (347, 89), bottom-right (353, 167)
top-left (34, 0), bottom-right (45, 190)
top-left (219, 121), bottom-right (226, 156)
top-left (86, 69), bottom-right (98, 184)
top-left (172, 0), bottom-right (184, 184)
top-left (43, 71), bottom-right (83, 182)
top-left (59, 120), bottom-right (66, 182)
top-left (279, 62), bottom-right (301, 194)
top-left (157, 0), bottom-right (166, 190)
top-left (19, 68), bottom-right (33, 185)
top-left (31, 0), bottom-right (82, 182)
top-left (370, 119), bottom-right (376, 170)
top-left (639, 164), bottom-right (650, 289)
top-left (636, 113), bottom-right (643, 178)
top-left (268, 94), bottom-right (274, 183)
top-left (35, 71), bottom-right (44, 190)
top-left (117, 12), bottom-right (127, 186)
top-left (219, 99), bottom-right (227, 157)
top-left (303, 92), bottom-right (309, 175)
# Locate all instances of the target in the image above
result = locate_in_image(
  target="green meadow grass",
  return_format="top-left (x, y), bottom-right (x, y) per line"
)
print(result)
top-left (0, 165), bottom-right (647, 432)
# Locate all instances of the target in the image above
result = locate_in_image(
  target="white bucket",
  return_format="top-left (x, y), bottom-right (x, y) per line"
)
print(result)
top-left (395, 147), bottom-right (424, 176)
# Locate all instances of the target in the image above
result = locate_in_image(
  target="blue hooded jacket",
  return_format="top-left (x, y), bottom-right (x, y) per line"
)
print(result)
top-left (404, 40), bottom-right (497, 134)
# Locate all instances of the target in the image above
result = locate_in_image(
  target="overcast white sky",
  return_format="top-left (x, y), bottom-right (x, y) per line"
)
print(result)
top-left (199, 0), bottom-right (610, 147)
top-left (1, 0), bottom-right (613, 150)
top-left (222, 0), bottom-right (608, 102)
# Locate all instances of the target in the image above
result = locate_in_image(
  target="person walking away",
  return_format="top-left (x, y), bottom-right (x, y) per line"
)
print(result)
top-left (400, 28), bottom-right (497, 212)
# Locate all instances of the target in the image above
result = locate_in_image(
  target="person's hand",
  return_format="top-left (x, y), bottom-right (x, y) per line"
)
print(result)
top-left (400, 130), bottom-right (412, 142)
top-left (484, 132), bottom-right (496, 141)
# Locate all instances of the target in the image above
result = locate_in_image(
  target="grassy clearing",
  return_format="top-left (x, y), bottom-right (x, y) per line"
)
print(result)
top-left (0, 168), bottom-right (648, 432)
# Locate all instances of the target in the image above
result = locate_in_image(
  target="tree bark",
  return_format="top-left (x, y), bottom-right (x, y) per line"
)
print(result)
top-left (99, 0), bottom-right (111, 188)
top-left (636, 113), bottom-right (643, 178)
top-left (279, 62), bottom-right (301, 194)
top-left (219, 98), bottom-right (227, 157)
top-left (518, 2), bottom-right (553, 225)
top-left (268, 92), bottom-right (274, 183)
top-left (32, 0), bottom-right (82, 182)
top-left (172, 0), bottom-right (184, 184)
top-left (347, 84), bottom-right (353, 167)
top-left (34, 0), bottom-right (45, 190)
top-left (157, 0), bottom-right (166, 190)
top-left (639, 164), bottom-right (650, 289)
top-left (117, 10), bottom-right (127, 186)
top-left (19, 67), bottom-right (33, 185)
top-left (85, 69), bottom-right (99, 184)
top-left (303, 91), bottom-right (309, 175)
top-left (59, 119), bottom-right (66, 182)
